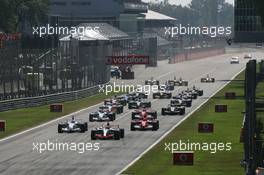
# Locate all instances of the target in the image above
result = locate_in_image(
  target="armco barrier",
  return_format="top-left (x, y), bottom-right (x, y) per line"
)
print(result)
top-left (0, 82), bottom-right (110, 112)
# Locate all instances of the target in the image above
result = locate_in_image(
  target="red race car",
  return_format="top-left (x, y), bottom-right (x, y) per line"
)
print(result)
top-left (131, 108), bottom-right (157, 120)
top-left (130, 109), bottom-right (159, 131)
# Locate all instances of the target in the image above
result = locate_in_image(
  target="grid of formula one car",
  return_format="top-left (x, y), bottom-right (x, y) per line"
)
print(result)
top-left (58, 74), bottom-right (216, 140)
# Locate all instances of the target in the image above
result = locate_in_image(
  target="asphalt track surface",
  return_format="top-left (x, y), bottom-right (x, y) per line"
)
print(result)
top-left (0, 49), bottom-right (263, 175)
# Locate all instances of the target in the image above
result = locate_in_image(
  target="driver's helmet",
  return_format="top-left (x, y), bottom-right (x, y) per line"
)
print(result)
top-left (179, 77), bottom-right (182, 81)
top-left (106, 122), bottom-right (110, 128)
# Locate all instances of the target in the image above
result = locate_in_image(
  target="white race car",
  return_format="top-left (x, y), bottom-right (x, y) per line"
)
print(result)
top-left (230, 56), bottom-right (239, 64)
top-left (58, 117), bottom-right (88, 133)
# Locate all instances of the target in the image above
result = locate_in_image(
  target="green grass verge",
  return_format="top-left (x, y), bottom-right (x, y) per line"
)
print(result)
top-left (124, 73), bottom-right (245, 175)
top-left (0, 91), bottom-right (121, 139)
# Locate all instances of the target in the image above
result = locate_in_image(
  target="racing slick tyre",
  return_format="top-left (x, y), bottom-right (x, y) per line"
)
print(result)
top-left (183, 82), bottom-right (188, 86)
top-left (161, 108), bottom-right (166, 116)
top-left (120, 129), bottom-right (125, 138)
top-left (109, 114), bottom-right (116, 121)
top-left (58, 125), bottom-right (63, 133)
top-left (186, 101), bottom-right (192, 107)
top-left (180, 108), bottom-right (185, 115)
top-left (131, 113), bottom-right (138, 120)
top-left (113, 131), bottom-right (120, 140)
top-left (128, 103), bottom-right (133, 109)
top-left (212, 78), bottom-right (215, 82)
top-left (152, 121), bottom-right (159, 131)
top-left (197, 90), bottom-right (203, 96)
top-left (130, 123), bottom-right (136, 131)
top-left (116, 106), bottom-right (123, 114)
top-left (89, 114), bottom-right (94, 122)
top-left (151, 111), bottom-right (157, 119)
top-left (91, 130), bottom-right (96, 140)
top-left (192, 93), bottom-right (198, 99)
top-left (79, 124), bottom-right (86, 133)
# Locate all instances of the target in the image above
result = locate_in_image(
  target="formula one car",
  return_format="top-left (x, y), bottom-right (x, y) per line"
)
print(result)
top-left (145, 77), bottom-right (159, 86)
top-left (128, 99), bottom-right (151, 109)
top-left (99, 103), bottom-right (124, 114)
top-left (230, 56), bottom-right (239, 64)
top-left (131, 116), bottom-right (159, 131)
top-left (153, 91), bottom-right (172, 99)
top-left (161, 104), bottom-right (185, 115)
top-left (126, 92), bottom-right (148, 101)
top-left (201, 74), bottom-right (215, 83)
top-left (159, 83), bottom-right (174, 91)
top-left (89, 109), bottom-right (116, 122)
top-left (131, 108), bottom-right (157, 119)
top-left (110, 66), bottom-right (121, 78)
top-left (171, 98), bottom-right (192, 107)
top-left (58, 116), bottom-right (88, 133)
top-left (91, 123), bottom-right (124, 140)
top-left (104, 96), bottom-right (127, 106)
top-left (191, 86), bottom-right (204, 96)
top-left (168, 77), bottom-right (188, 86)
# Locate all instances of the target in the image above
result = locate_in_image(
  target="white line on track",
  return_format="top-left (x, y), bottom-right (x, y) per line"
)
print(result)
top-left (115, 67), bottom-right (245, 175)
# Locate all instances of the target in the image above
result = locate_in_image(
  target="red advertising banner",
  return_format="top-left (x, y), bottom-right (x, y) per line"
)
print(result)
top-left (173, 151), bottom-right (194, 165)
top-left (215, 104), bottom-right (228, 112)
top-left (106, 55), bottom-right (149, 65)
top-left (50, 104), bottom-right (63, 112)
top-left (198, 122), bottom-right (214, 133)
top-left (0, 120), bottom-right (6, 132)
top-left (0, 33), bottom-right (21, 41)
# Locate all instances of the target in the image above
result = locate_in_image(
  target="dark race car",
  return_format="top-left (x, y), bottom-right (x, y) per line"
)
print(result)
top-left (91, 124), bottom-right (124, 140)
top-left (168, 77), bottom-right (188, 86)
top-left (89, 109), bottom-right (116, 122)
top-left (99, 103), bottom-right (123, 114)
top-left (131, 116), bottom-right (159, 131)
top-left (191, 86), bottom-right (203, 96)
top-left (58, 117), bottom-right (88, 133)
top-left (159, 83), bottom-right (174, 91)
top-left (161, 104), bottom-right (185, 115)
top-left (128, 98), bottom-right (151, 109)
top-left (126, 92), bottom-right (148, 101)
top-left (131, 108), bottom-right (157, 119)
top-left (145, 77), bottom-right (159, 86)
top-left (110, 66), bottom-right (121, 78)
top-left (173, 91), bottom-right (196, 100)
top-left (171, 98), bottom-right (192, 107)
top-left (153, 91), bottom-right (172, 99)
top-left (201, 74), bottom-right (215, 83)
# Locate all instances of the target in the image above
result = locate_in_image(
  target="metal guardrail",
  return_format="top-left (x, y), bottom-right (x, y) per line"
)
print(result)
top-left (0, 82), bottom-right (110, 112)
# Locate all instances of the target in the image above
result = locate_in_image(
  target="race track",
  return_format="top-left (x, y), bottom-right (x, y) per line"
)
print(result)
top-left (0, 49), bottom-right (263, 175)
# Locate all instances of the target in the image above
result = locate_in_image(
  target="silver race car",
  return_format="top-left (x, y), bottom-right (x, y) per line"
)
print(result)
top-left (91, 123), bottom-right (124, 140)
top-left (89, 109), bottom-right (116, 122)
top-left (58, 116), bottom-right (88, 133)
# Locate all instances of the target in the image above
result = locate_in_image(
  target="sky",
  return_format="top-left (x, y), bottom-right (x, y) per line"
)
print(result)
top-left (143, 0), bottom-right (234, 6)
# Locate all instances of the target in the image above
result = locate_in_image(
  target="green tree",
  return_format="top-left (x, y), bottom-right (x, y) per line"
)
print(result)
top-left (0, 0), bottom-right (49, 33)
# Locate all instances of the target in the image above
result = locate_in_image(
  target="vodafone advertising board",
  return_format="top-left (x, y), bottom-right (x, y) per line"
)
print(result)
top-left (106, 55), bottom-right (149, 65)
